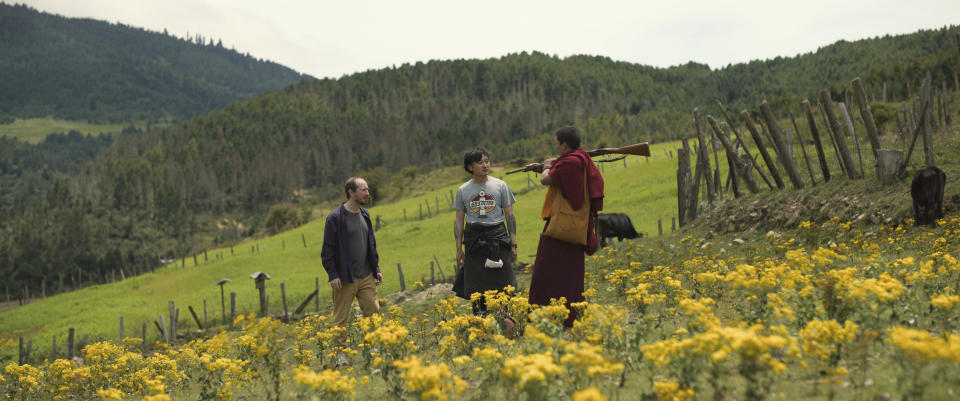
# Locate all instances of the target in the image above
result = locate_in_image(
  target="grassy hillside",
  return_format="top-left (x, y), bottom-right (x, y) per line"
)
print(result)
top-left (0, 141), bottom-right (683, 362)
top-left (1, 121), bottom-right (959, 400)
top-left (0, 118), bottom-right (129, 144)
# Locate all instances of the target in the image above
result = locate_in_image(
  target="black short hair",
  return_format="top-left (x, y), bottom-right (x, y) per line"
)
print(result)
top-left (344, 176), bottom-right (363, 199)
top-left (556, 126), bottom-right (581, 149)
top-left (463, 148), bottom-right (489, 174)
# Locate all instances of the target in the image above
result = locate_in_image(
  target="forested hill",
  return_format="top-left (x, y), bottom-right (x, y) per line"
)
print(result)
top-left (1, 24), bottom-right (957, 300)
top-left (0, 3), bottom-right (309, 123)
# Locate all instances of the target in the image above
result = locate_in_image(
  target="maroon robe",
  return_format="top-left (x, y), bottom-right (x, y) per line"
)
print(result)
top-left (527, 149), bottom-right (604, 327)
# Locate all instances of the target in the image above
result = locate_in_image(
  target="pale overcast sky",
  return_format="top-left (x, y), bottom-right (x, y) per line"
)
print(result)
top-left (19, 0), bottom-right (960, 79)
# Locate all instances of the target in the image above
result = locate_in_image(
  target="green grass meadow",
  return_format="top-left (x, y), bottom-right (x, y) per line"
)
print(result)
top-left (0, 141), bottom-right (684, 361)
top-left (0, 117), bottom-right (153, 143)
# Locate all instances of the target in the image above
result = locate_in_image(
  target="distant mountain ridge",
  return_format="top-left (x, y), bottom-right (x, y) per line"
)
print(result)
top-left (0, 2), bottom-right (310, 123)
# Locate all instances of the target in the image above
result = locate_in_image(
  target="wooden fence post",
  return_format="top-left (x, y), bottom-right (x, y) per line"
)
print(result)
top-left (189, 306), bottom-right (204, 331)
top-left (433, 255), bottom-right (446, 281)
top-left (119, 316), bottom-right (124, 340)
top-left (838, 102), bottom-right (865, 178)
top-left (230, 292), bottom-right (236, 330)
top-left (315, 277), bottom-right (320, 312)
top-left (900, 98), bottom-right (930, 176)
top-left (717, 113), bottom-right (771, 190)
top-left (820, 90), bottom-right (860, 179)
top-left (693, 109), bottom-right (716, 204)
top-left (823, 100), bottom-right (850, 174)
top-left (676, 143), bottom-right (692, 226)
top-left (921, 74), bottom-right (936, 168)
top-left (168, 301), bottom-right (176, 342)
top-left (397, 263), bottom-right (406, 292)
top-left (658, 219), bottom-right (663, 236)
top-left (141, 322), bottom-right (147, 352)
top-left (852, 78), bottom-right (882, 160)
top-left (944, 81), bottom-right (951, 126)
top-left (430, 261), bottom-right (435, 284)
top-left (878, 149), bottom-right (905, 185)
top-left (67, 328), bottom-right (75, 359)
top-left (760, 101), bottom-right (805, 188)
top-left (739, 111), bottom-right (784, 189)
top-left (280, 283), bottom-right (289, 322)
top-left (295, 289), bottom-right (319, 315)
top-left (709, 116), bottom-right (759, 195)
top-left (790, 114), bottom-right (817, 185)
top-left (803, 100), bottom-right (832, 182)
top-left (51, 335), bottom-right (57, 361)
top-left (159, 314), bottom-right (168, 343)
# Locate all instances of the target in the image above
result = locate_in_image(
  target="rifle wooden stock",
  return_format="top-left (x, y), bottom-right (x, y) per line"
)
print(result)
top-left (504, 142), bottom-right (651, 175)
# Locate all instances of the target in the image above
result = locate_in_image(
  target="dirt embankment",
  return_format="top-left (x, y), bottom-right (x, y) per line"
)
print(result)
top-left (693, 182), bottom-right (960, 237)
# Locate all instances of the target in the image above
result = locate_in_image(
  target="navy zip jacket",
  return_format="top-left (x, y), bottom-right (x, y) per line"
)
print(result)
top-left (321, 203), bottom-right (381, 283)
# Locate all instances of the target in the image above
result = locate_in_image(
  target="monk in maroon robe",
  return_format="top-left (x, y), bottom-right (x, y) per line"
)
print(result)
top-left (526, 126), bottom-right (604, 327)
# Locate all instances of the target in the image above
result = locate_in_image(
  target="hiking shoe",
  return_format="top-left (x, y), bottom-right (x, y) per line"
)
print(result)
top-left (335, 352), bottom-right (349, 367)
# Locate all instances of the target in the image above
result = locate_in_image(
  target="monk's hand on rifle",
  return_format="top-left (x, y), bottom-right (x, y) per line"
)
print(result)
top-left (510, 245), bottom-right (517, 262)
top-left (523, 162), bottom-right (544, 173)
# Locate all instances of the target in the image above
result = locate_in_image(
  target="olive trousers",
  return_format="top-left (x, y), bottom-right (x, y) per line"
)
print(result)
top-left (331, 274), bottom-right (380, 327)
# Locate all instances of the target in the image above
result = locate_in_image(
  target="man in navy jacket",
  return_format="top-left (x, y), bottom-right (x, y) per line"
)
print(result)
top-left (322, 176), bottom-right (383, 328)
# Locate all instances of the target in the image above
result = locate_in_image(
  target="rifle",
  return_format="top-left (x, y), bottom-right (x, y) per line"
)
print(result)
top-left (505, 142), bottom-right (651, 175)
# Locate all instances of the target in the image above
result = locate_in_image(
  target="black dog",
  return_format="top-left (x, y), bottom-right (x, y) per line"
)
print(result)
top-left (597, 213), bottom-right (641, 247)
top-left (911, 166), bottom-right (946, 227)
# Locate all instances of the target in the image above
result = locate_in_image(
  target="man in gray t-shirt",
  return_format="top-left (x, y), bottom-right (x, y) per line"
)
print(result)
top-left (453, 148), bottom-right (518, 336)
top-left (454, 176), bottom-right (516, 225)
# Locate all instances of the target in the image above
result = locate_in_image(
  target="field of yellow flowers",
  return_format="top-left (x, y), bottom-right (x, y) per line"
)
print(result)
top-left (3, 213), bottom-right (960, 400)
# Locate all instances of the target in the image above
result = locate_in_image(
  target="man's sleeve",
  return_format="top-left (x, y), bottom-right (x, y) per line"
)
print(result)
top-left (453, 187), bottom-right (465, 211)
top-left (501, 181), bottom-right (516, 207)
top-left (320, 214), bottom-right (339, 282)
top-left (369, 219), bottom-right (381, 274)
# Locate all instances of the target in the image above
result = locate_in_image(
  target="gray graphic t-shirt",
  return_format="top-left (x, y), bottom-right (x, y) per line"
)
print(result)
top-left (454, 177), bottom-right (516, 224)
